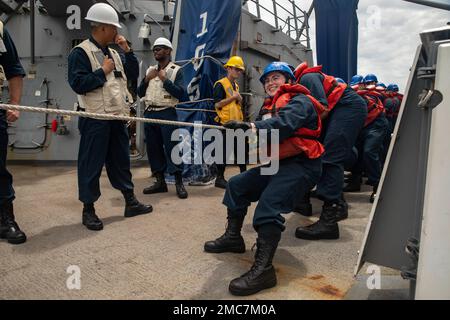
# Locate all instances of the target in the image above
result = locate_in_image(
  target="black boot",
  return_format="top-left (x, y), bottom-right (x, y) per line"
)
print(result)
top-left (143, 172), bottom-right (168, 194)
top-left (122, 190), bottom-right (153, 217)
top-left (344, 173), bottom-right (363, 184)
top-left (295, 202), bottom-right (339, 240)
top-left (215, 165), bottom-right (227, 189)
top-left (228, 226), bottom-right (280, 296)
top-left (343, 173), bottom-right (361, 192)
top-left (0, 202), bottom-right (27, 245)
top-left (174, 173), bottom-right (188, 199)
top-left (239, 165), bottom-right (247, 173)
top-left (336, 196), bottom-right (349, 222)
top-left (204, 210), bottom-right (245, 253)
top-left (82, 203), bottom-right (103, 231)
top-left (370, 184), bottom-right (378, 203)
top-left (293, 191), bottom-right (312, 216)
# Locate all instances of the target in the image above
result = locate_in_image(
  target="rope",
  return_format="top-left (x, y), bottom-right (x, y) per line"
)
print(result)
top-left (0, 104), bottom-right (225, 130)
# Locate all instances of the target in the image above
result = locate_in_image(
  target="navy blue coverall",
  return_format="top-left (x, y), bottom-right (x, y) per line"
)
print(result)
top-left (0, 29), bottom-right (26, 206)
top-left (223, 94), bottom-right (322, 231)
top-left (380, 94), bottom-right (401, 164)
top-left (299, 73), bottom-right (367, 203)
top-left (137, 68), bottom-right (185, 176)
top-left (68, 37), bottom-right (139, 204)
top-left (353, 95), bottom-right (389, 187)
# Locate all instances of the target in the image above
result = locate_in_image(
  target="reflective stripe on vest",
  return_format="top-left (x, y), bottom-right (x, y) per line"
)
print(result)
top-left (144, 62), bottom-right (180, 107)
top-left (213, 77), bottom-right (243, 124)
top-left (74, 39), bottom-right (131, 116)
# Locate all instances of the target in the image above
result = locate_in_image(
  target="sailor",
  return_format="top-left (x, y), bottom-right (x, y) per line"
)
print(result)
top-left (68, 3), bottom-right (152, 231)
top-left (349, 74), bottom-right (365, 91)
top-left (344, 74), bottom-right (389, 203)
top-left (0, 21), bottom-right (27, 244)
top-left (380, 83), bottom-right (403, 165)
top-left (213, 56), bottom-right (247, 189)
top-left (137, 37), bottom-right (188, 199)
top-left (204, 62), bottom-right (324, 296)
top-left (385, 83), bottom-right (402, 130)
top-left (293, 62), bottom-right (367, 240)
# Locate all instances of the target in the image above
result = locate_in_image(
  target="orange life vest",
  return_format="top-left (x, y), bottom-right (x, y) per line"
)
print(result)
top-left (356, 89), bottom-right (385, 127)
top-left (294, 62), bottom-right (347, 111)
top-left (260, 84), bottom-right (325, 160)
top-left (384, 92), bottom-right (403, 117)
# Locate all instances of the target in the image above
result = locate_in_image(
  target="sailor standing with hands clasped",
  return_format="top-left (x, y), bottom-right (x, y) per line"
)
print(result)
top-left (137, 37), bottom-right (188, 199)
top-left (68, 3), bottom-right (152, 231)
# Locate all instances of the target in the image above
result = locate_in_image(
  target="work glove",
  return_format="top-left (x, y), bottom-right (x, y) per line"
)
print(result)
top-left (223, 120), bottom-right (252, 130)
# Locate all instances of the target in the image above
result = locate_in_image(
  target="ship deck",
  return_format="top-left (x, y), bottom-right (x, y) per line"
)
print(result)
top-left (0, 163), bottom-right (405, 300)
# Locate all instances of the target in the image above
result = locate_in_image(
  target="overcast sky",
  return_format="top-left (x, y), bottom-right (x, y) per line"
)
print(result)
top-left (306, 0), bottom-right (450, 91)
top-left (252, 0), bottom-right (449, 91)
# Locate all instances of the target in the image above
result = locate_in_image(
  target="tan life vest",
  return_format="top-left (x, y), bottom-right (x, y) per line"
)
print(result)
top-left (0, 21), bottom-right (7, 89)
top-left (74, 39), bottom-right (132, 116)
top-left (144, 62), bottom-right (180, 108)
top-left (214, 77), bottom-right (243, 124)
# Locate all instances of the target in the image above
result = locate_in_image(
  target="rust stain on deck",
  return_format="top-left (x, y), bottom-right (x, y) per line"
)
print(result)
top-left (318, 285), bottom-right (343, 298)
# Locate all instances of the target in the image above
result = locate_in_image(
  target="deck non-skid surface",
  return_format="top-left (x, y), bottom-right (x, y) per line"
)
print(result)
top-left (1, 164), bottom-right (389, 299)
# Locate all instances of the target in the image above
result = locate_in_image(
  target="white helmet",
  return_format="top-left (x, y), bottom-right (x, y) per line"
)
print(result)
top-left (152, 37), bottom-right (173, 50)
top-left (85, 3), bottom-right (122, 29)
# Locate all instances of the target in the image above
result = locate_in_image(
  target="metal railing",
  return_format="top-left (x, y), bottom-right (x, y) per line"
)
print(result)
top-left (244, 0), bottom-right (312, 48)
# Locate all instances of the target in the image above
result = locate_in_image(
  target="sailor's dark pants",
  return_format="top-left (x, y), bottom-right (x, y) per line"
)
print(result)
top-left (144, 108), bottom-right (182, 175)
top-left (77, 118), bottom-right (134, 204)
top-left (223, 155), bottom-right (322, 231)
top-left (315, 91), bottom-right (367, 203)
top-left (352, 113), bottom-right (389, 186)
top-left (0, 111), bottom-right (14, 206)
top-left (381, 115), bottom-right (396, 165)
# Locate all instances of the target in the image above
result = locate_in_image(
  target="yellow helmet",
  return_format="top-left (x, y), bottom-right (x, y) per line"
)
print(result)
top-left (224, 56), bottom-right (245, 70)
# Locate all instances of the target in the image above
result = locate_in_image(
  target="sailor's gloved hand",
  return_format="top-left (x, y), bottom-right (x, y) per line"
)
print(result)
top-left (223, 120), bottom-right (253, 130)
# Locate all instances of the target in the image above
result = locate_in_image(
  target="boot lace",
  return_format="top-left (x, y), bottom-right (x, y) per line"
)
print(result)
top-left (243, 241), bottom-right (270, 278)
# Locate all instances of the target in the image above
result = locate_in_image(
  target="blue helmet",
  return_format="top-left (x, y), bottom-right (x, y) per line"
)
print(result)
top-left (387, 83), bottom-right (399, 92)
top-left (260, 61), bottom-right (296, 84)
top-left (350, 75), bottom-right (363, 86)
top-left (363, 74), bottom-right (378, 84)
top-left (335, 77), bottom-right (345, 84)
top-left (377, 83), bottom-right (386, 88)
